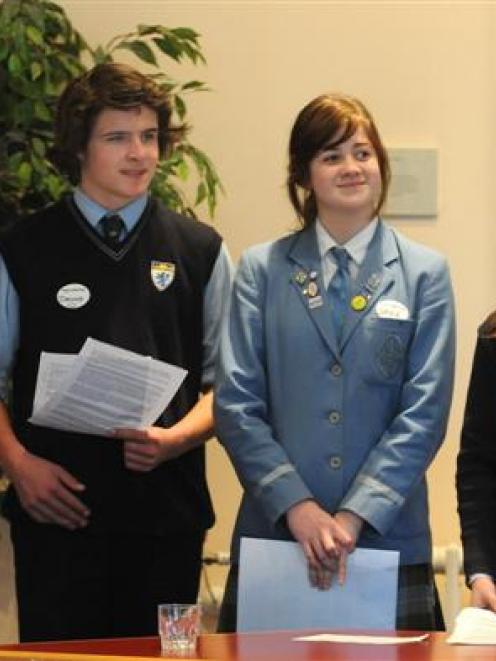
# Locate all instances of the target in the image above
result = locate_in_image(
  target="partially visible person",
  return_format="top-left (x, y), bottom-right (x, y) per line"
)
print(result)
top-left (215, 93), bottom-right (455, 631)
top-left (0, 62), bottom-right (232, 641)
top-left (457, 313), bottom-right (496, 611)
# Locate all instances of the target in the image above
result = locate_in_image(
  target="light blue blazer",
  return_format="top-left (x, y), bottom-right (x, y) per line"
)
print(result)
top-left (214, 221), bottom-right (455, 565)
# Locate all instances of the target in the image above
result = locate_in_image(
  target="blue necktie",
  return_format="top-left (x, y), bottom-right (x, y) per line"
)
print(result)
top-left (328, 246), bottom-right (350, 341)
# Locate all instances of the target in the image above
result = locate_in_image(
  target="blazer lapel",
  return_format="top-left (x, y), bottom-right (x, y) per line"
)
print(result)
top-left (287, 228), bottom-right (340, 357)
top-left (340, 221), bottom-right (399, 350)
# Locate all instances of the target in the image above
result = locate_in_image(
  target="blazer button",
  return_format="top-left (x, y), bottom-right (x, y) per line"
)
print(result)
top-left (329, 455), bottom-right (342, 469)
top-left (329, 411), bottom-right (341, 424)
top-left (331, 363), bottom-right (343, 377)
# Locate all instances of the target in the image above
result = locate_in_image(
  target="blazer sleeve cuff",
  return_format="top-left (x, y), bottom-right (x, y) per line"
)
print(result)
top-left (254, 464), bottom-right (314, 527)
top-left (339, 474), bottom-right (404, 534)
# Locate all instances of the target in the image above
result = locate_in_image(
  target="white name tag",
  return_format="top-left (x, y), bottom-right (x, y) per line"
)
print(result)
top-left (56, 283), bottom-right (91, 310)
top-left (375, 299), bottom-right (409, 320)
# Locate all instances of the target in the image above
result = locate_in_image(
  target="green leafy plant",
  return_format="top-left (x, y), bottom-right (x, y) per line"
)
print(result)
top-left (0, 0), bottom-right (223, 224)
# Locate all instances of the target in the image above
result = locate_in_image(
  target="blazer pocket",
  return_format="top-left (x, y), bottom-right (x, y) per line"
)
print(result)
top-left (361, 317), bottom-right (415, 386)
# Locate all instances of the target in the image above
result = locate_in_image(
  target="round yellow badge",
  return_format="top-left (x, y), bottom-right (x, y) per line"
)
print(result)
top-left (351, 295), bottom-right (367, 311)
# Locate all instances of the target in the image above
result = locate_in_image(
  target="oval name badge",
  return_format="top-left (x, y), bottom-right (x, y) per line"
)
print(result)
top-left (56, 283), bottom-right (91, 310)
top-left (375, 299), bottom-right (409, 320)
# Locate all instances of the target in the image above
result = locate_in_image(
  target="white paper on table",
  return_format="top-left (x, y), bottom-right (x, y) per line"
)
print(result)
top-left (447, 607), bottom-right (496, 645)
top-left (237, 538), bottom-right (398, 632)
top-left (293, 633), bottom-right (429, 644)
top-left (29, 338), bottom-right (187, 436)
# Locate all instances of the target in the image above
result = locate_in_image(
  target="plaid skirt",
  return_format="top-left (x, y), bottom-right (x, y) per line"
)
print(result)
top-left (396, 563), bottom-right (444, 631)
top-left (217, 562), bottom-right (444, 632)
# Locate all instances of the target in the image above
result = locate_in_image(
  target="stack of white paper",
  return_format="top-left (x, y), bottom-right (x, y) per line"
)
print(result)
top-left (29, 338), bottom-right (187, 436)
top-left (447, 607), bottom-right (496, 645)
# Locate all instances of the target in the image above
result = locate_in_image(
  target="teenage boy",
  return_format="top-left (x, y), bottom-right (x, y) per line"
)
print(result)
top-left (0, 62), bottom-right (231, 642)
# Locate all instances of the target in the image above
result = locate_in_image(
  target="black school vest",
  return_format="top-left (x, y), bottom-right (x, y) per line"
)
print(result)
top-left (0, 196), bottom-right (221, 534)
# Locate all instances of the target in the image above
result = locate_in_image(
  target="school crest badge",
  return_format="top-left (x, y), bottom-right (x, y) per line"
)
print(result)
top-left (151, 261), bottom-right (175, 291)
top-left (376, 334), bottom-right (405, 380)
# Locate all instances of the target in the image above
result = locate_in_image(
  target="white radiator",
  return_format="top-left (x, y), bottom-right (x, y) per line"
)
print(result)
top-left (433, 544), bottom-right (464, 631)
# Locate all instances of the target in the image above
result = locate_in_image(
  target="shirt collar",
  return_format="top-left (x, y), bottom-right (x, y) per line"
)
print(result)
top-left (73, 188), bottom-right (149, 233)
top-left (315, 217), bottom-right (379, 267)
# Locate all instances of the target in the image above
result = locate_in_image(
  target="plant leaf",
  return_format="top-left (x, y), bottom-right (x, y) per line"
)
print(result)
top-left (181, 80), bottom-right (207, 92)
top-left (32, 137), bottom-right (45, 157)
top-left (137, 24), bottom-right (162, 36)
top-left (174, 95), bottom-right (186, 120)
top-left (116, 40), bottom-right (157, 66)
top-left (8, 152), bottom-right (24, 170)
top-left (45, 173), bottom-right (67, 198)
top-left (152, 36), bottom-right (182, 61)
top-left (176, 159), bottom-right (189, 181)
top-left (7, 53), bottom-right (22, 75)
top-left (170, 27), bottom-right (200, 41)
top-left (30, 61), bottom-right (42, 80)
top-left (17, 161), bottom-right (32, 186)
top-left (195, 182), bottom-right (206, 206)
top-left (26, 25), bottom-right (44, 47)
top-left (34, 100), bottom-right (51, 122)
top-left (92, 45), bottom-right (110, 65)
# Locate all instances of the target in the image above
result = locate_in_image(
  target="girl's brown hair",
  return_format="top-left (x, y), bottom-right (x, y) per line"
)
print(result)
top-left (287, 93), bottom-right (390, 228)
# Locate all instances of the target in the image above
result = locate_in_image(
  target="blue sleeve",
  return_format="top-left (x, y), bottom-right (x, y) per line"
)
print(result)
top-left (339, 257), bottom-right (456, 534)
top-left (0, 254), bottom-right (19, 402)
top-left (201, 242), bottom-right (234, 388)
top-left (214, 250), bottom-right (313, 526)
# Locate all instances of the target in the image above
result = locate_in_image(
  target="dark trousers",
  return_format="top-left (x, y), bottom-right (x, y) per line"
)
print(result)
top-left (218, 562), bottom-right (445, 632)
top-left (10, 520), bottom-right (205, 642)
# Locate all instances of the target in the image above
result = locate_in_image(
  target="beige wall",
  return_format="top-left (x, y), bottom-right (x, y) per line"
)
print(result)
top-left (2, 0), bottom-right (495, 640)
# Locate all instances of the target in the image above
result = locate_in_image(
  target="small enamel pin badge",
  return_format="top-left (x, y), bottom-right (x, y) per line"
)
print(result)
top-left (365, 273), bottom-right (382, 293)
top-left (294, 270), bottom-right (307, 286)
top-left (294, 269), bottom-right (323, 308)
top-left (151, 261), bottom-right (175, 291)
top-left (307, 281), bottom-right (319, 298)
